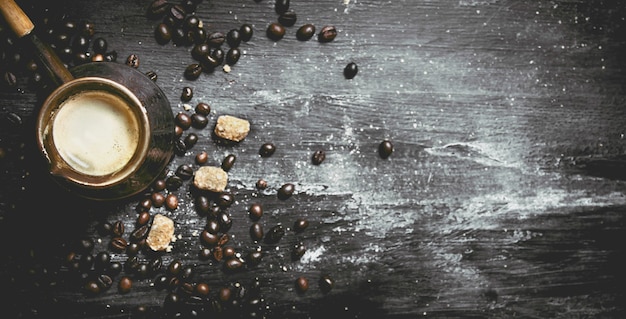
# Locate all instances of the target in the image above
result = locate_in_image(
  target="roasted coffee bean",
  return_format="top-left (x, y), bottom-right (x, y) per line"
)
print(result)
top-left (223, 246), bottom-right (236, 259)
top-left (71, 35), bottom-right (90, 52)
top-left (246, 250), bottom-right (263, 267)
top-left (112, 220), bottom-right (125, 237)
top-left (181, 86), bottom-right (193, 102)
top-left (277, 183), bottom-right (295, 200)
top-left (183, 15), bottom-right (200, 31)
top-left (239, 23), bottom-right (253, 42)
top-left (264, 224), bottom-right (285, 244)
top-left (311, 150), bottom-right (326, 165)
top-left (180, 0), bottom-right (198, 12)
top-left (266, 22), bottom-right (285, 41)
top-left (180, 266), bottom-right (194, 281)
top-left (191, 113), bottom-right (208, 129)
top-left (174, 138), bottom-right (187, 156)
top-left (92, 37), bottom-right (108, 54)
top-left (125, 256), bottom-right (141, 273)
top-left (378, 139), bottom-right (394, 159)
top-left (154, 274), bottom-right (169, 290)
top-left (104, 49), bottom-right (117, 61)
top-left (165, 193), bottom-right (179, 210)
top-left (146, 71), bottom-right (159, 82)
top-left (131, 225), bottom-right (150, 242)
top-left (167, 259), bottom-right (183, 276)
top-left (195, 195), bottom-right (210, 214)
top-left (135, 263), bottom-right (151, 278)
top-left (275, 0), bottom-right (290, 14)
top-left (80, 20), bottom-right (96, 37)
top-left (155, 23), bottom-right (172, 44)
top-left (225, 47), bottom-right (241, 65)
top-left (126, 242), bottom-right (141, 256)
top-left (191, 27), bottom-right (207, 44)
top-left (153, 179), bottom-right (167, 191)
top-left (179, 282), bottom-right (195, 296)
top-left (319, 274), bottom-right (334, 293)
top-left (96, 274), bottom-right (113, 291)
top-left (196, 282), bottom-right (210, 296)
top-left (149, 256), bottom-right (163, 273)
top-left (147, 0), bottom-right (170, 19)
top-left (166, 175), bottom-right (184, 190)
top-left (118, 276), bottom-right (133, 294)
top-left (175, 112), bottom-right (192, 129)
top-left (201, 230), bottom-right (219, 246)
top-left (318, 25), bottom-right (337, 43)
top-left (195, 102), bottom-right (211, 115)
top-left (109, 237), bottom-right (128, 252)
top-left (200, 53), bottom-right (220, 70)
top-left (175, 164), bottom-right (194, 180)
top-left (296, 23), bottom-right (315, 41)
top-left (256, 179), bottom-right (268, 190)
top-left (216, 192), bottom-right (234, 208)
top-left (168, 4), bottom-right (187, 24)
top-left (218, 212), bottom-right (233, 232)
top-left (344, 62), bottom-right (358, 79)
top-left (184, 63), bottom-right (203, 80)
top-left (293, 218), bottom-right (309, 233)
top-left (224, 258), bottom-right (244, 272)
top-left (198, 247), bottom-right (212, 260)
top-left (137, 211), bottom-right (151, 225)
top-left (259, 142), bottom-right (276, 157)
top-left (206, 31), bottom-right (225, 47)
top-left (126, 54), bottom-right (140, 68)
top-left (79, 254), bottom-right (95, 271)
top-left (84, 280), bottom-right (101, 295)
top-left (151, 192), bottom-right (165, 208)
top-left (97, 221), bottom-right (113, 236)
top-left (278, 11), bottom-right (297, 27)
top-left (291, 242), bottom-right (306, 261)
top-left (249, 223), bottom-right (264, 241)
top-left (108, 262), bottom-right (123, 276)
top-left (210, 47), bottom-right (225, 65)
top-left (205, 219), bottom-right (220, 234)
top-left (211, 246), bottom-right (223, 261)
top-left (226, 28), bottom-right (241, 48)
top-left (248, 203), bottom-right (263, 221)
top-left (184, 132), bottom-right (198, 149)
top-left (221, 154), bottom-right (236, 171)
top-left (295, 276), bottom-right (309, 293)
top-left (191, 43), bottom-right (210, 61)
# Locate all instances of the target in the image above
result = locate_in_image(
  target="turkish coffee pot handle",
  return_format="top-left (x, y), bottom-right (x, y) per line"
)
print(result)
top-left (0, 0), bottom-right (74, 85)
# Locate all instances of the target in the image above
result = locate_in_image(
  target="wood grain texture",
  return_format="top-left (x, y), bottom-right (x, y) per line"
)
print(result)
top-left (1, 0), bottom-right (626, 318)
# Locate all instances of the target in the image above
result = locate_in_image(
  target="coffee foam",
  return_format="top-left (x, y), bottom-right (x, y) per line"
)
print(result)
top-left (51, 90), bottom-right (140, 176)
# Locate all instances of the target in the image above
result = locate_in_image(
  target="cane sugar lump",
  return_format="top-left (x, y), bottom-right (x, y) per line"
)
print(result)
top-left (193, 166), bottom-right (228, 192)
top-left (214, 115), bottom-right (250, 142)
top-left (146, 214), bottom-right (175, 252)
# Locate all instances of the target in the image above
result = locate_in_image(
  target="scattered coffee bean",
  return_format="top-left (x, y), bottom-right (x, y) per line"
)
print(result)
top-left (218, 212), bottom-right (233, 232)
top-left (96, 274), bottom-right (113, 291)
top-left (151, 192), bottom-right (165, 208)
top-left (84, 280), bottom-right (101, 295)
top-left (278, 11), bottom-right (297, 27)
top-left (266, 22), bottom-right (285, 41)
top-left (92, 37), bottom-right (108, 54)
top-left (296, 24), bottom-right (315, 41)
top-left (196, 282), bottom-right (210, 296)
top-left (239, 23), bottom-right (253, 42)
top-left (225, 47), bottom-right (241, 65)
top-left (146, 70), bottom-right (158, 81)
top-left (125, 54), bottom-right (140, 68)
top-left (221, 154), bottom-right (236, 171)
top-left (184, 132), bottom-right (198, 149)
top-left (147, 0), bottom-right (171, 19)
top-left (195, 102), bottom-right (211, 115)
top-left (165, 193), bottom-right (179, 210)
top-left (378, 139), bottom-right (394, 159)
top-left (216, 192), bottom-right (234, 208)
top-left (275, 0), bottom-right (290, 14)
top-left (319, 274), bottom-right (334, 294)
top-left (191, 113), bottom-right (208, 129)
top-left (318, 25), bottom-right (337, 43)
top-left (181, 86), bottom-right (193, 102)
top-left (291, 242), bottom-right (306, 261)
top-left (224, 258), bottom-right (245, 272)
top-left (175, 163), bottom-right (194, 180)
top-left (246, 250), bottom-right (264, 267)
top-left (175, 112), bottom-right (192, 129)
top-left (205, 219), bottom-right (220, 234)
top-left (344, 62), bottom-right (358, 79)
top-left (311, 150), bottom-right (326, 165)
top-left (259, 143), bottom-right (276, 157)
top-left (118, 276), bottom-right (133, 294)
top-left (293, 218), bottom-right (309, 233)
top-left (226, 28), bottom-right (242, 48)
top-left (112, 220), bottom-right (125, 237)
top-left (248, 203), bottom-right (263, 221)
top-left (295, 276), bottom-right (309, 293)
top-left (206, 31), bottom-right (226, 47)
top-left (109, 237), bottom-right (128, 252)
top-left (249, 223), bottom-right (264, 241)
top-left (256, 179), bottom-right (268, 190)
top-left (195, 151), bottom-right (208, 165)
top-left (166, 175), bottom-right (184, 190)
top-left (184, 63), bottom-right (203, 80)
top-left (277, 183), bottom-right (295, 200)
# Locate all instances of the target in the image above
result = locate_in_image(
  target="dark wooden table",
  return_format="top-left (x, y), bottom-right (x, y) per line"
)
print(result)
top-left (1, 0), bottom-right (625, 318)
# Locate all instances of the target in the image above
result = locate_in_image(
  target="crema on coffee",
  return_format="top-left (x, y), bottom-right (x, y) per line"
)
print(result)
top-left (50, 90), bottom-right (140, 176)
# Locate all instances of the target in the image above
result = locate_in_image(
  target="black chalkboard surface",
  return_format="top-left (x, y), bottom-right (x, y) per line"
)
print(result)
top-left (1, 0), bottom-right (625, 318)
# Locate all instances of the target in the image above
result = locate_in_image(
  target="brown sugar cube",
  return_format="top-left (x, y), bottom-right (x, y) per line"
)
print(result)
top-left (214, 115), bottom-right (250, 142)
top-left (193, 166), bottom-right (228, 192)
top-left (146, 214), bottom-right (175, 252)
